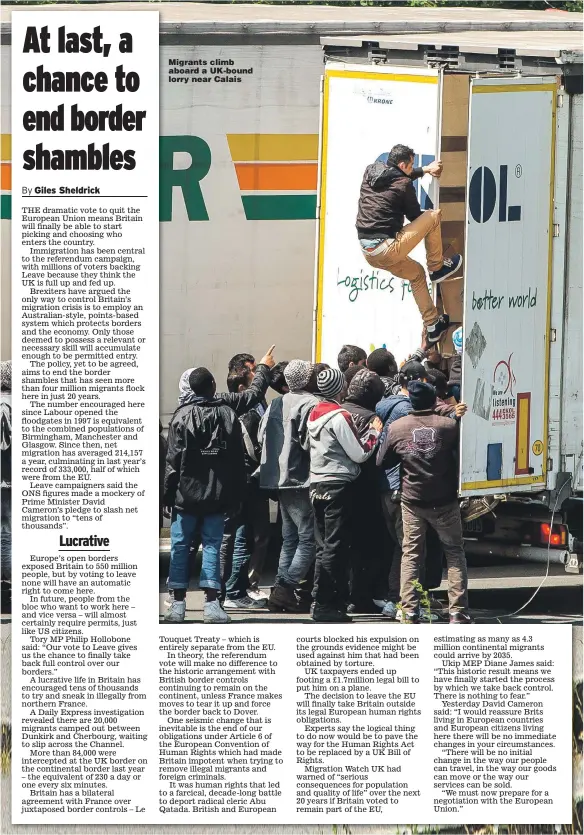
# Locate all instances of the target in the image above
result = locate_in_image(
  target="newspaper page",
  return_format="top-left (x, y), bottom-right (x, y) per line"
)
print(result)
top-left (1, 1), bottom-right (582, 833)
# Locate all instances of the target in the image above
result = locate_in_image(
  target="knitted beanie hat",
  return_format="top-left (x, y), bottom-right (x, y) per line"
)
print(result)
top-left (0, 361), bottom-right (11, 392)
top-left (283, 359), bottom-right (313, 392)
top-left (408, 380), bottom-right (437, 411)
top-left (317, 367), bottom-right (345, 400)
top-left (347, 368), bottom-right (385, 410)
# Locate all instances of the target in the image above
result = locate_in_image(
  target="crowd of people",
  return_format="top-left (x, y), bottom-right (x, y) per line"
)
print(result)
top-left (161, 334), bottom-right (474, 626)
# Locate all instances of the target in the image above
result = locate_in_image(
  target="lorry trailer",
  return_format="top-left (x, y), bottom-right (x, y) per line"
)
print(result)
top-left (316, 29), bottom-right (582, 569)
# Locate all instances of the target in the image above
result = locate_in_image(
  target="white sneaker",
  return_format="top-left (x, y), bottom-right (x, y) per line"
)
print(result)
top-left (164, 600), bottom-right (185, 622)
top-left (203, 600), bottom-right (231, 624)
top-left (224, 595), bottom-right (267, 610)
top-left (247, 587), bottom-right (269, 602)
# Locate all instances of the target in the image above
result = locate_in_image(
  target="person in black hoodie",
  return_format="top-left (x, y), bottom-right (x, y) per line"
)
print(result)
top-left (342, 368), bottom-right (390, 613)
top-left (356, 144), bottom-right (462, 344)
top-left (164, 368), bottom-right (247, 624)
top-left (220, 366), bottom-right (271, 611)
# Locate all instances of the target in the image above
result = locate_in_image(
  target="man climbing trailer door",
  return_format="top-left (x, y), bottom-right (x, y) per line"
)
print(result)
top-left (356, 143), bottom-right (463, 343)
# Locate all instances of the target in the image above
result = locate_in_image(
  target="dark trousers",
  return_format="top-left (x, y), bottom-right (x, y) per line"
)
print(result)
top-left (380, 493), bottom-right (403, 603)
top-left (310, 480), bottom-right (352, 610)
top-left (424, 526), bottom-right (445, 590)
top-left (349, 472), bottom-right (391, 605)
top-left (381, 495), bottom-right (445, 602)
top-left (220, 481), bottom-right (270, 599)
top-left (401, 499), bottom-right (468, 614)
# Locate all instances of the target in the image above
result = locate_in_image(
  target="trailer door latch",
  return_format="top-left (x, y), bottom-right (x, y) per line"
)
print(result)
top-left (565, 554), bottom-right (582, 575)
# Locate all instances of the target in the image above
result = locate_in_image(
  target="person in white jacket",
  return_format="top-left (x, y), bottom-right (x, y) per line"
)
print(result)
top-left (307, 367), bottom-right (382, 622)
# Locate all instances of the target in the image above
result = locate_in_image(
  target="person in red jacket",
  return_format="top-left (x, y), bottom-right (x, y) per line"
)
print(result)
top-left (307, 368), bottom-right (382, 623)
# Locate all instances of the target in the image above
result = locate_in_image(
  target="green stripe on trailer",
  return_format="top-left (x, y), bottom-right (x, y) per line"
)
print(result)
top-left (0, 195), bottom-right (10, 219)
top-left (242, 194), bottom-right (316, 221)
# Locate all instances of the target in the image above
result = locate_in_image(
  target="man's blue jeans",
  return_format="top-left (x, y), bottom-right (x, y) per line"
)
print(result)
top-left (277, 489), bottom-right (315, 586)
top-left (226, 522), bottom-right (251, 600)
top-left (168, 510), bottom-right (225, 591)
top-left (222, 482), bottom-right (271, 601)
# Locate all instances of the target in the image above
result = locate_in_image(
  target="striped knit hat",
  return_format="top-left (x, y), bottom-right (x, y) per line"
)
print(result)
top-left (317, 367), bottom-right (345, 400)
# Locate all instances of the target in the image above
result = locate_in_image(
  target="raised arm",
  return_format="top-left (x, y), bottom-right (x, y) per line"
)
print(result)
top-left (376, 422), bottom-right (399, 471)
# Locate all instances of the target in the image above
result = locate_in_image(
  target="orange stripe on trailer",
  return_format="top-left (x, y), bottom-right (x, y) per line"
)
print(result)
top-left (515, 393), bottom-right (531, 476)
top-left (235, 163), bottom-right (317, 192)
top-left (1, 163), bottom-right (11, 191)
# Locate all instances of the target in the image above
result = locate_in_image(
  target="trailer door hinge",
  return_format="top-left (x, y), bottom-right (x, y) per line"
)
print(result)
top-left (550, 328), bottom-right (557, 343)
top-left (553, 223), bottom-right (560, 237)
top-left (547, 457), bottom-right (554, 472)
top-left (557, 93), bottom-right (564, 108)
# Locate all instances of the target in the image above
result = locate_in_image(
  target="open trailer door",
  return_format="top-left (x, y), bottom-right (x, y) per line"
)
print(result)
top-left (459, 75), bottom-right (560, 497)
top-left (315, 63), bottom-right (441, 364)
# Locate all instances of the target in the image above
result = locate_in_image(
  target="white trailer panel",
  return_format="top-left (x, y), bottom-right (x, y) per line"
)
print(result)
top-left (315, 64), bottom-right (440, 365)
top-left (459, 76), bottom-right (558, 496)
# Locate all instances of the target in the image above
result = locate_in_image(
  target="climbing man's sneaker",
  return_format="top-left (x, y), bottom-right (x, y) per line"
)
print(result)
top-left (426, 314), bottom-right (450, 344)
top-left (429, 254), bottom-right (463, 284)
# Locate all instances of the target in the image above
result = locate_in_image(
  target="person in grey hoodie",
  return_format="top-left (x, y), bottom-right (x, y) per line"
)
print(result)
top-left (308, 367), bottom-right (382, 622)
top-left (258, 360), bottom-right (320, 613)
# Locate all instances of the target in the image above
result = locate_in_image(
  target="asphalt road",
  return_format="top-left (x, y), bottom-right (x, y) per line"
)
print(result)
top-left (158, 542), bottom-right (583, 626)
